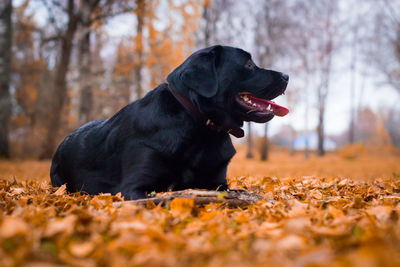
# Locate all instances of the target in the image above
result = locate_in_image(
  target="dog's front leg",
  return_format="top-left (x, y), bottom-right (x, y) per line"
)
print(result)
top-left (121, 189), bottom-right (147, 200)
top-left (194, 162), bottom-right (229, 191)
top-left (118, 173), bottom-right (157, 200)
top-left (119, 145), bottom-right (169, 200)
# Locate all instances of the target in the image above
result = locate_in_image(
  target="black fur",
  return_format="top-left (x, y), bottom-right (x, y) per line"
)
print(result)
top-left (50, 45), bottom-right (288, 200)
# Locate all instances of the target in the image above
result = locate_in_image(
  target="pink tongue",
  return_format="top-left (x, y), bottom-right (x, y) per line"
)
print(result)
top-left (248, 95), bottom-right (289, 117)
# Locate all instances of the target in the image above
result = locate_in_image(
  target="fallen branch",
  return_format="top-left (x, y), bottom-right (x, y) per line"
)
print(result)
top-left (113, 189), bottom-right (272, 208)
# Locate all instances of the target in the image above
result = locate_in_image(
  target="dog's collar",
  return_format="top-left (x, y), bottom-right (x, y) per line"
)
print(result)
top-left (167, 84), bottom-right (244, 138)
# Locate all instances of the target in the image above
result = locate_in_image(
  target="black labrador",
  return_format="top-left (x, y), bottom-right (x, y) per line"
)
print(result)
top-left (50, 45), bottom-right (289, 200)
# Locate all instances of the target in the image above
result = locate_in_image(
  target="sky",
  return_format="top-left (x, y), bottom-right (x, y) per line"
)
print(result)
top-left (16, 0), bottom-right (400, 138)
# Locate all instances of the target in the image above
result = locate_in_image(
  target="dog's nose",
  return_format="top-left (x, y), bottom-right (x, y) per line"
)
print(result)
top-left (281, 73), bottom-right (289, 82)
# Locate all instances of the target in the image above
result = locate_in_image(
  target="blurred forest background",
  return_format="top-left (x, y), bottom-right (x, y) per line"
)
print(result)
top-left (0, 0), bottom-right (400, 160)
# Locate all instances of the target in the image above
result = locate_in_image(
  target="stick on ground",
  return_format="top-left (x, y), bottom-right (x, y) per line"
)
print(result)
top-left (113, 189), bottom-right (272, 208)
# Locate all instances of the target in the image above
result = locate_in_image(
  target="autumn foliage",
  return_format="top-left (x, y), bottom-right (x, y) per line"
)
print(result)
top-left (1, 148), bottom-right (399, 266)
top-left (7, 0), bottom-right (202, 159)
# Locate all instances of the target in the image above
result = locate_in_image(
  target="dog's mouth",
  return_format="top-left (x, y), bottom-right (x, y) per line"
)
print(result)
top-left (235, 92), bottom-right (289, 123)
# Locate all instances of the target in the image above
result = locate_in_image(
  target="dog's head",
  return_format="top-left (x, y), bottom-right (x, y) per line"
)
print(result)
top-left (167, 45), bottom-right (289, 132)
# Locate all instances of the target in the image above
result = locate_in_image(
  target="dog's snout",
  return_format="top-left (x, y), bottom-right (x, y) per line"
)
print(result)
top-left (281, 73), bottom-right (289, 82)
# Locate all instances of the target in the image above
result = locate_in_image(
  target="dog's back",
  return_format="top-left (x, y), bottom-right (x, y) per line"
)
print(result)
top-left (50, 119), bottom-right (107, 192)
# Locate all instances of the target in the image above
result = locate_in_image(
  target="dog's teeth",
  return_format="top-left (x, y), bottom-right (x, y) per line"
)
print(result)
top-left (267, 104), bottom-right (271, 110)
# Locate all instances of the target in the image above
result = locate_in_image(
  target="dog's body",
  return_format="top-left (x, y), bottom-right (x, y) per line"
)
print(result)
top-left (51, 84), bottom-right (235, 199)
top-left (51, 45), bottom-right (288, 199)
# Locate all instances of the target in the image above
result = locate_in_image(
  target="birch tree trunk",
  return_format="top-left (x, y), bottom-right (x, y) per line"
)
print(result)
top-left (0, 0), bottom-right (12, 158)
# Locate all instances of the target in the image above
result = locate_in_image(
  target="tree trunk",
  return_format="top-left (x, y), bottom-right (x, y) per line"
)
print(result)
top-left (289, 127), bottom-right (296, 156)
top-left (40, 0), bottom-right (79, 159)
top-left (317, 69), bottom-right (329, 157)
top-left (260, 123), bottom-right (269, 161)
top-left (134, 0), bottom-right (145, 99)
top-left (349, 25), bottom-right (358, 144)
top-left (317, 105), bottom-right (325, 156)
top-left (304, 83), bottom-right (309, 159)
top-left (317, 50), bottom-right (332, 157)
top-left (304, 136), bottom-right (309, 159)
top-left (246, 122), bottom-right (254, 159)
top-left (0, 0), bottom-right (12, 158)
top-left (202, 3), bottom-right (211, 46)
top-left (78, 1), bottom-right (93, 126)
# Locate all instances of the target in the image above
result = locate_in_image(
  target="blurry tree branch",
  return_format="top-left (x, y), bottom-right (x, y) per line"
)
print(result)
top-left (88, 6), bottom-right (136, 26)
top-left (40, 0), bottom-right (63, 35)
top-left (382, 0), bottom-right (400, 26)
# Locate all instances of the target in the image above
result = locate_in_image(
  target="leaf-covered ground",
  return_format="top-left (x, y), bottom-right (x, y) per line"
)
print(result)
top-left (0, 148), bottom-right (400, 266)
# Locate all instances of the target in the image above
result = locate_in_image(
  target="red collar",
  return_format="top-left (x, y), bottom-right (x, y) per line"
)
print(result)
top-left (167, 84), bottom-right (244, 138)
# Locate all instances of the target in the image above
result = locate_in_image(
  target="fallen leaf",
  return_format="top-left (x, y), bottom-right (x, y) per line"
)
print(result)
top-left (43, 215), bottom-right (77, 237)
top-left (0, 216), bottom-right (28, 238)
top-left (69, 241), bottom-right (95, 258)
top-left (276, 235), bottom-right (305, 251)
top-left (53, 184), bottom-right (66, 196)
top-left (169, 198), bottom-right (194, 219)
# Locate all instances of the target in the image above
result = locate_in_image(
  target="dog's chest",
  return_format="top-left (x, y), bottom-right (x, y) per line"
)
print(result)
top-left (181, 133), bottom-right (235, 169)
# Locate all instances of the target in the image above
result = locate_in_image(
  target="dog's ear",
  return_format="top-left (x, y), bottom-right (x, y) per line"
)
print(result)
top-left (179, 45), bottom-right (222, 98)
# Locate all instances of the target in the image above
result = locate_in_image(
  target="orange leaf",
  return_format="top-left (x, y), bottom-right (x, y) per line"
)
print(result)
top-left (169, 198), bottom-right (194, 218)
top-left (54, 184), bottom-right (66, 196)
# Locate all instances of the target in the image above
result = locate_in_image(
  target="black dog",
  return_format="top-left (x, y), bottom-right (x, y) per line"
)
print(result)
top-left (50, 45), bottom-right (289, 200)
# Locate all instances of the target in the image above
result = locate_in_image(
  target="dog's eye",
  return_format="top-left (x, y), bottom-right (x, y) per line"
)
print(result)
top-left (244, 59), bottom-right (255, 70)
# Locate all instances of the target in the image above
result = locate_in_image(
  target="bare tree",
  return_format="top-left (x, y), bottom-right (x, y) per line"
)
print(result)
top-left (260, 124), bottom-right (269, 161)
top-left (316, 12), bottom-right (334, 157)
top-left (40, 0), bottom-right (80, 159)
top-left (253, 0), bottom-right (291, 161)
top-left (39, 0), bottom-right (136, 158)
top-left (133, 0), bottom-right (145, 99)
top-left (246, 123), bottom-right (254, 159)
top-left (285, 1), bottom-right (314, 159)
top-left (198, 0), bottom-right (220, 47)
top-left (365, 0), bottom-right (400, 94)
top-left (200, 0), bottom-right (212, 46)
top-left (348, 24), bottom-right (358, 144)
top-left (346, 0), bottom-right (400, 143)
top-left (385, 108), bottom-right (400, 147)
top-left (77, 0), bottom-right (96, 125)
top-left (287, 0), bottom-right (339, 157)
top-left (196, 0), bottom-right (236, 48)
top-left (77, 0), bottom-right (134, 125)
top-left (343, 0), bottom-right (372, 145)
top-left (0, 0), bottom-right (12, 158)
